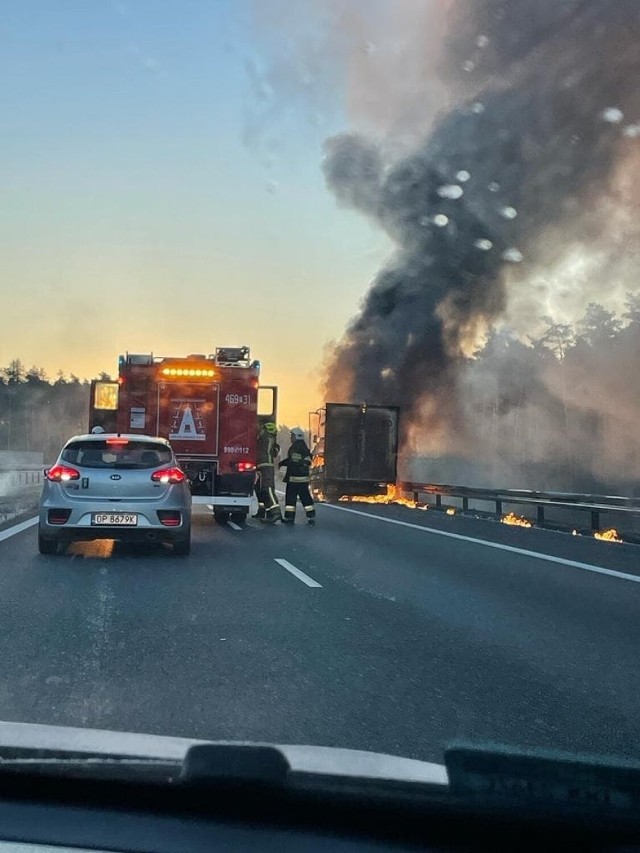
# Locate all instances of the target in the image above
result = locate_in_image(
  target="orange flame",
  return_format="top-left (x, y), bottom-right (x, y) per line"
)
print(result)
top-left (446, 507), bottom-right (456, 515)
top-left (594, 528), bottom-right (623, 542)
top-left (339, 484), bottom-right (420, 508)
top-left (501, 512), bottom-right (533, 528)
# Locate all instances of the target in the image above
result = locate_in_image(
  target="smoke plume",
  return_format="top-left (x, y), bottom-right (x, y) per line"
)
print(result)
top-left (322, 0), bottom-right (640, 465)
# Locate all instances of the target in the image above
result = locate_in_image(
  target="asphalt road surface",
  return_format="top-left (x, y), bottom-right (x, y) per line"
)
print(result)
top-left (0, 500), bottom-right (639, 765)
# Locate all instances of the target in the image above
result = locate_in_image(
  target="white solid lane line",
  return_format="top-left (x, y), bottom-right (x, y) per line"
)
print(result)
top-left (322, 503), bottom-right (640, 585)
top-left (228, 521), bottom-right (242, 531)
top-left (0, 517), bottom-right (38, 543)
top-left (274, 558), bottom-right (322, 588)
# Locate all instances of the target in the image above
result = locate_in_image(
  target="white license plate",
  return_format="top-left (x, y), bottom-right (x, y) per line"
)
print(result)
top-left (92, 513), bottom-right (138, 526)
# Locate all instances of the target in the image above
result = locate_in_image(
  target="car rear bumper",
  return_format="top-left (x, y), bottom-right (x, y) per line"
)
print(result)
top-left (40, 527), bottom-right (188, 545)
top-left (39, 496), bottom-right (191, 542)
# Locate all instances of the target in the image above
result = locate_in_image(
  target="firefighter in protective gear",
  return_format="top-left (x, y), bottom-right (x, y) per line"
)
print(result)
top-left (253, 421), bottom-right (281, 524)
top-left (279, 427), bottom-right (316, 525)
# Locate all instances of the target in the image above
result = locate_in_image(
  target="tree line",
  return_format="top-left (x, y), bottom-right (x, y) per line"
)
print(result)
top-left (0, 361), bottom-right (297, 463)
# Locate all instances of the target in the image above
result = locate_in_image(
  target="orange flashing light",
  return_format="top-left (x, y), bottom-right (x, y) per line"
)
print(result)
top-left (161, 367), bottom-right (216, 378)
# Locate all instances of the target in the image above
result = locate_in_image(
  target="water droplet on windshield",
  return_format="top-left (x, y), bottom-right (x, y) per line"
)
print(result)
top-left (502, 248), bottom-right (524, 263)
top-left (499, 205), bottom-right (518, 219)
top-left (463, 60), bottom-right (475, 72)
top-left (474, 239), bottom-right (493, 251)
top-left (433, 214), bottom-right (449, 227)
top-left (600, 106), bottom-right (624, 124)
top-left (437, 185), bottom-right (464, 199)
top-left (456, 170), bottom-right (471, 182)
top-left (476, 35), bottom-right (489, 48)
top-left (623, 123), bottom-right (640, 138)
top-left (471, 102), bottom-right (485, 114)
top-left (488, 181), bottom-right (501, 192)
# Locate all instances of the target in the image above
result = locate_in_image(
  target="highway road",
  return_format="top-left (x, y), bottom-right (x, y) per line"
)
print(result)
top-left (0, 500), bottom-right (639, 765)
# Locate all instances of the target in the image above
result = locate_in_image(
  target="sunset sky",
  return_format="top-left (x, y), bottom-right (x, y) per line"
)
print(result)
top-left (0, 0), bottom-right (389, 426)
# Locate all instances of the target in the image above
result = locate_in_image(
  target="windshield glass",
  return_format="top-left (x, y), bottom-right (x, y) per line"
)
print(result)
top-left (1, 0), bottom-right (640, 789)
top-left (61, 441), bottom-right (173, 469)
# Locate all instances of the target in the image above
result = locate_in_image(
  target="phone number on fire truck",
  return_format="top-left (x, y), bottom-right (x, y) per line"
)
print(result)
top-left (225, 394), bottom-right (250, 405)
top-left (224, 446), bottom-right (250, 454)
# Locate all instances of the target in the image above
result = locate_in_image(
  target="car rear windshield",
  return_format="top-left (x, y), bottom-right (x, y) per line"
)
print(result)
top-left (61, 441), bottom-right (173, 469)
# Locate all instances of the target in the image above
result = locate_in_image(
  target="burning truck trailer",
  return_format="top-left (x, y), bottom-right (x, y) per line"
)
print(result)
top-left (89, 347), bottom-right (277, 523)
top-left (309, 403), bottom-right (400, 502)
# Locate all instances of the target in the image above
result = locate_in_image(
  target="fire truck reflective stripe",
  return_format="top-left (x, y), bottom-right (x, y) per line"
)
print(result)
top-left (274, 558), bottom-right (322, 588)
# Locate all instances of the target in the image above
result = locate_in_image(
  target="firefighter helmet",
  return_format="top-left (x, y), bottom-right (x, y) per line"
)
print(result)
top-left (290, 427), bottom-right (305, 441)
top-left (263, 422), bottom-right (277, 435)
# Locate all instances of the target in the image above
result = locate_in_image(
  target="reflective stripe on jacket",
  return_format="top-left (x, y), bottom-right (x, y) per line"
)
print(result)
top-left (257, 430), bottom-right (279, 469)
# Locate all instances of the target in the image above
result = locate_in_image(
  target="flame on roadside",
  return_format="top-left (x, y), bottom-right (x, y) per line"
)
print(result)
top-left (446, 507), bottom-right (456, 515)
top-left (339, 484), bottom-right (421, 509)
top-left (501, 512), bottom-right (533, 528)
top-left (594, 528), bottom-right (623, 542)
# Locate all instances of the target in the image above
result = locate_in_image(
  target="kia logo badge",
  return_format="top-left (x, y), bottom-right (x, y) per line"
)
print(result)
top-left (110, 474), bottom-right (121, 480)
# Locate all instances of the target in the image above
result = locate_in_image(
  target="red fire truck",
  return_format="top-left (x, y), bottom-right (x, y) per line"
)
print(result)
top-left (88, 347), bottom-right (277, 522)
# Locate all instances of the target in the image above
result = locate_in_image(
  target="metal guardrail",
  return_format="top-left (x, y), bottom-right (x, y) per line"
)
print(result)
top-left (0, 466), bottom-right (45, 489)
top-left (398, 481), bottom-right (640, 530)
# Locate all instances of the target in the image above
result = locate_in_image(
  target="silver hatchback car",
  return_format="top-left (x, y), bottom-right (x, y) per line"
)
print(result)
top-left (39, 434), bottom-right (192, 556)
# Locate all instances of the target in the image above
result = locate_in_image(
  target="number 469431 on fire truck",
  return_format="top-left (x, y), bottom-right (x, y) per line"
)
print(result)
top-left (89, 347), bottom-right (277, 523)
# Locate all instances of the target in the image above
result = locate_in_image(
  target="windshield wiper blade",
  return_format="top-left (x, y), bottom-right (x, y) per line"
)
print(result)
top-left (0, 749), bottom-right (181, 782)
top-left (0, 745), bottom-right (290, 787)
top-left (446, 742), bottom-right (640, 815)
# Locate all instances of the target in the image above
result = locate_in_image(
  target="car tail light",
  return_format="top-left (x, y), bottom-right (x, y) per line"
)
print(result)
top-left (151, 467), bottom-right (186, 484)
top-left (157, 510), bottom-right (181, 527)
top-left (236, 462), bottom-right (256, 472)
top-left (46, 465), bottom-right (80, 482)
top-left (48, 509), bottom-right (71, 525)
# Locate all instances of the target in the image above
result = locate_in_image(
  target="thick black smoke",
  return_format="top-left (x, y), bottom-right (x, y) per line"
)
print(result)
top-left (323, 0), bottom-right (640, 448)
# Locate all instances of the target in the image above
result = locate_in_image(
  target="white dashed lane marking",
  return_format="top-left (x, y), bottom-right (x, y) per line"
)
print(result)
top-left (274, 558), bottom-right (322, 588)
